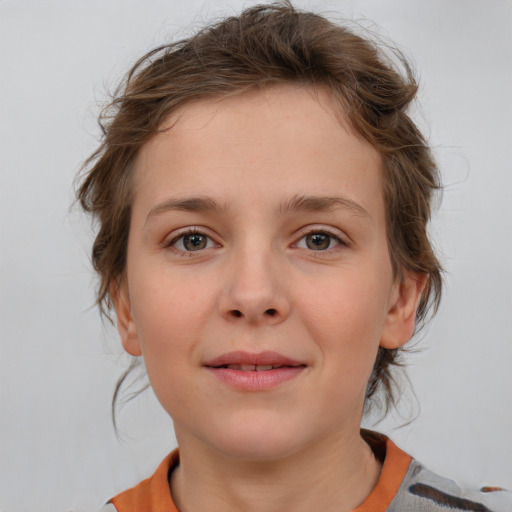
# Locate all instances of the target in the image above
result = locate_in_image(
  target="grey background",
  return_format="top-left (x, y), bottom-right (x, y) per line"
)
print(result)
top-left (1, 1), bottom-right (511, 511)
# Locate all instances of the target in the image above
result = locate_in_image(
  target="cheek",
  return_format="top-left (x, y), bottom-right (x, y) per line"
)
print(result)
top-left (128, 265), bottom-right (218, 363)
top-left (309, 272), bottom-right (388, 321)
top-left (300, 281), bottom-right (388, 411)
top-left (300, 270), bottom-right (391, 363)
top-left (127, 276), bottom-right (213, 414)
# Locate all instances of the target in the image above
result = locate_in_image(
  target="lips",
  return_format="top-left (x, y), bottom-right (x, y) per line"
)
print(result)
top-left (204, 351), bottom-right (306, 391)
top-left (204, 350), bottom-right (305, 368)
top-left (220, 364), bottom-right (286, 371)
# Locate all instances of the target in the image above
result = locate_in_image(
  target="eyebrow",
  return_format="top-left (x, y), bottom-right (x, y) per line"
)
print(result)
top-left (145, 193), bottom-right (370, 225)
top-left (145, 196), bottom-right (229, 226)
top-left (278, 194), bottom-right (370, 218)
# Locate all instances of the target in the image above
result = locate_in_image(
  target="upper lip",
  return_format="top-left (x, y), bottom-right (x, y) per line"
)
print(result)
top-left (204, 351), bottom-right (306, 368)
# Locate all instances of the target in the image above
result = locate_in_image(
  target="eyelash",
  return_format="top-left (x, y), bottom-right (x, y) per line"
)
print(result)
top-left (295, 229), bottom-right (346, 252)
top-left (164, 227), bottom-right (347, 255)
top-left (164, 228), bottom-right (217, 256)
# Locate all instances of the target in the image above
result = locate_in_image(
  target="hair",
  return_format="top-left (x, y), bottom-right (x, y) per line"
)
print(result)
top-left (77, 1), bottom-right (442, 417)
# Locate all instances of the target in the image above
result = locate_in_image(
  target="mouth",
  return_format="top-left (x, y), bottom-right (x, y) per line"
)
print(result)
top-left (204, 350), bottom-right (306, 369)
top-left (212, 363), bottom-right (303, 371)
top-left (204, 351), bottom-right (307, 391)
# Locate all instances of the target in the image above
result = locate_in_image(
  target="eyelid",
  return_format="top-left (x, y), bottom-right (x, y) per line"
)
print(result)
top-left (293, 225), bottom-right (349, 250)
top-left (163, 226), bottom-right (219, 251)
top-left (162, 224), bottom-right (348, 252)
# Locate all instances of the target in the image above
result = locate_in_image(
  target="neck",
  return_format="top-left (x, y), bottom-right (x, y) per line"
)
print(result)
top-left (170, 429), bottom-right (381, 512)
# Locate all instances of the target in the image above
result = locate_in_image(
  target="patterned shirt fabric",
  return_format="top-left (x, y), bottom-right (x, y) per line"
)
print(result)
top-left (99, 432), bottom-right (512, 512)
top-left (388, 459), bottom-right (511, 512)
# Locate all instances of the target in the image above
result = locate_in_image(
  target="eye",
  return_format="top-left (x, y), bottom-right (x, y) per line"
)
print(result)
top-left (170, 231), bottom-right (216, 252)
top-left (296, 231), bottom-right (342, 251)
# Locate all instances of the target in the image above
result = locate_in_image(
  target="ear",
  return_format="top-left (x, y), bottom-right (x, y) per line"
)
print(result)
top-left (380, 272), bottom-right (428, 349)
top-left (110, 279), bottom-right (142, 357)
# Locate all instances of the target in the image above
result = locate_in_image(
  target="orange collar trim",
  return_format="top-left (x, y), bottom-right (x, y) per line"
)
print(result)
top-left (111, 450), bottom-right (179, 512)
top-left (111, 435), bottom-right (411, 512)
top-left (353, 435), bottom-right (412, 511)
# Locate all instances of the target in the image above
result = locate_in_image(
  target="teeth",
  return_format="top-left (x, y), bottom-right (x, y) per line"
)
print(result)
top-left (256, 365), bottom-right (273, 371)
top-left (223, 364), bottom-right (276, 371)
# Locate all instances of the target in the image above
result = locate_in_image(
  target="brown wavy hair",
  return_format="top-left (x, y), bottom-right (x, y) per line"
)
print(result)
top-left (77, 1), bottom-right (442, 415)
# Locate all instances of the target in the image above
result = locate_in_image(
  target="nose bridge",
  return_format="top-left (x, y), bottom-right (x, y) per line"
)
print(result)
top-left (220, 236), bottom-right (289, 323)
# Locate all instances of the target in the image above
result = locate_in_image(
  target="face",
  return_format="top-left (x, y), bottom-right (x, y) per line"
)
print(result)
top-left (114, 86), bottom-right (423, 461)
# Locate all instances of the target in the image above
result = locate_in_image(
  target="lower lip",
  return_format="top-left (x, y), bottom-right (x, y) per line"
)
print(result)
top-left (205, 366), bottom-right (306, 391)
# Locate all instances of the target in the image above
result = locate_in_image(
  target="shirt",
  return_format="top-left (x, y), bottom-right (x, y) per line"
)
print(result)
top-left (99, 433), bottom-right (512, 512)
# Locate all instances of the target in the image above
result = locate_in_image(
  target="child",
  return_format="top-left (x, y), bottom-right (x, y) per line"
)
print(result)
top-left (77, 2), bottom-right (512, 511)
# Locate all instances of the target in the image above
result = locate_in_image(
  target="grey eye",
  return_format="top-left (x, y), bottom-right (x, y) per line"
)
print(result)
top-left (183, 233), bottom-right (208, 251)
top-left (297, 232), bottom-right (341, 251)
top-left (306, 233), bottom-right (330, 250)
top-left (172, 232), bottom-right (215, 252)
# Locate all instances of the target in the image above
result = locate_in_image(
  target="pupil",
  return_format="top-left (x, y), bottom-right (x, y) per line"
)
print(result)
top-left (307, 233), bottom-right (329, 250)
top-left (184, 234), bottom-right (206, 251)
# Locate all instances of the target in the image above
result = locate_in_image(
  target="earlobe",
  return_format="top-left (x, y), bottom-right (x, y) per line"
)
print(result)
top-left (380, 273), bottom-right (428, 350)
top-left (110, 279), bottom-right (143, 357)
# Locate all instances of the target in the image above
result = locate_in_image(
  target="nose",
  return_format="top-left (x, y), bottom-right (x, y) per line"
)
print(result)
top-left (219, 247), bottom-right (291, 325)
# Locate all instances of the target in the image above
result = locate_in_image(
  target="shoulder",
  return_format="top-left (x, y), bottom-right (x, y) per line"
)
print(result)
top-left (97, 450), bottom-right (179, 512)
top-left (389, 458), bottom-right (512, 512)
top-left (362, 431), bottom-right (512, 512)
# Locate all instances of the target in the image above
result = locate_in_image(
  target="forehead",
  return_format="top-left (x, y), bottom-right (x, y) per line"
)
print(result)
top-left (158, 86), bottom-right (375, 163)
top-left (132, 85), bottom-right (383, 219)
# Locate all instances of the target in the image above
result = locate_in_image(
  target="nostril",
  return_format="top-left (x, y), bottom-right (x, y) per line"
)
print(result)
top-left (228, 308), bottom-right (278, 319)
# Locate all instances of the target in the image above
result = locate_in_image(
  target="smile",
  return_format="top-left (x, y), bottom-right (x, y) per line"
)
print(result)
top-left (217, 364), bottom-right (295, 371)
top-left (204, 351), bottom-right (307, 391)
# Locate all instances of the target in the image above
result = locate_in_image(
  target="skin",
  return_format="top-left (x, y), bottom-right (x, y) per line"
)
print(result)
top-left (113, 85), bottom-right (426, 512)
